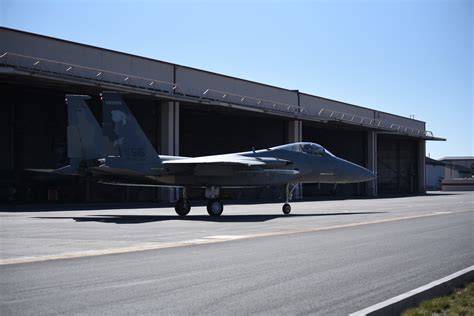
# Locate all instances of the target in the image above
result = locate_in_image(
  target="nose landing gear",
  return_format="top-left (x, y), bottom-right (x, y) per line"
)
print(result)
top-left (282, 183), bottom-right (298, 215)
top-left (282, 203), bottom-right (291, 214)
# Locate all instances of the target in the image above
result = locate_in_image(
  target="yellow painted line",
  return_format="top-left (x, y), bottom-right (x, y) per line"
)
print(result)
top-left (0, 210), bottom-right (471, 266)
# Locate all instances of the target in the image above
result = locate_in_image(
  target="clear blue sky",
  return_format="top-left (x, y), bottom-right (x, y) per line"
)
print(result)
top-left (1, 0), bottom-right (472, 159)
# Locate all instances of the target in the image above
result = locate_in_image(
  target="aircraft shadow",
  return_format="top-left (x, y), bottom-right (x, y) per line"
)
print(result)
top-left (2, 192), bottom-right (462, 213)
top-left (36, 211), bottom-right (386, 224)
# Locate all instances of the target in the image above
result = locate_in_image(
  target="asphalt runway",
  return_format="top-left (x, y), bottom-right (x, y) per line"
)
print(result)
top-left (0, 192), bottom-right (473, 315)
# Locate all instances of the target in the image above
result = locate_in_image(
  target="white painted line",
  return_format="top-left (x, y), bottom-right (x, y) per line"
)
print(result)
top-left (0, 239), bottom-right (219, 266)
top-left (349, 265), bottom-right (474, 316)
top-left (0, 210), bottom-right (471, 266)
top-left (204, 235), bottom-right (249, 240)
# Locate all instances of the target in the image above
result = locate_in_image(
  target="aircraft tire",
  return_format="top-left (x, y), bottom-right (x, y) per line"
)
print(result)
top-left (282, 203), bottom-right (291, 215)
top-left (175, 199), bottom-right (191, 216)
top-left (207, 199), bottom-right (224, 217)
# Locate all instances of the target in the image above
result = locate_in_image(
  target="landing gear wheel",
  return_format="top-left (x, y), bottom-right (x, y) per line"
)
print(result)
top-left (207, 199), bottom-right (224, 217)
top-left (282, 203), bottom-right (291, 215)
top-left (175, 198), bottom-right (191, 216)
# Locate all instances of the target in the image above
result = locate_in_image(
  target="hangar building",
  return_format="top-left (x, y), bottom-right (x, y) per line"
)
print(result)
top-left (0, 27), bottom-right (444, 203)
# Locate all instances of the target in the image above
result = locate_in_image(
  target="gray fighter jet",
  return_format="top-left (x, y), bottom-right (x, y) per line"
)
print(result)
top-left (54, 92), bottom-right (375, 216)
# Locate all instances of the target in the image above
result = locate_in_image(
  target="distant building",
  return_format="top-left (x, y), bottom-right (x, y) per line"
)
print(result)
top-left (426, 157), bottom-right (445, 190)
top-left (440, 157), bottom-right (474, 179)
top-left (426, 156), bottom-right (474, 191)
top-left (437, 157), bottom-right (474, 191)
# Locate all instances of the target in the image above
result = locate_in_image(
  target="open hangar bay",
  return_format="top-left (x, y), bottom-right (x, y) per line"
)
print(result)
top-left (0, 27), bottom-right (443, 203)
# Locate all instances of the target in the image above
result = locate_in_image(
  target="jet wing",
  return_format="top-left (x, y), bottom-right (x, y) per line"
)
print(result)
top-left (162, 155), bottom-right (291, 167)
top-left (237, 169), bottom-right (300, 175)
top-left (97, 180), bottom-right (182, 188)
top-left (26, 165), bottom-right (81, 176)
top-left (25, 168), bottom-right (56, 173)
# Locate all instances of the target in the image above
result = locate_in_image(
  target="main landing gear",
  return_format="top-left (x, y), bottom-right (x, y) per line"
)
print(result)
top-left (282, 183), bottom-right (297, 215)
top-left (175, 187), bottom-right (192, 216)
top-left (175, 184), bottom-right (297, 217)
top-left (174, 186), bottom-right (224, 217)
top-left (175, 198), bottom-right (191, 216)
top-left (205, 186), bottom-right (223, 217)
top-left (207, 199), bottom-right (224, 217)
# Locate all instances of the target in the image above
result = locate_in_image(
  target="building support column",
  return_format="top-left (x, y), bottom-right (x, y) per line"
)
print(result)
top-left (288, 120), bottom-right (303, 199)
top-left (367, 131), bottom-right (378, 197)
top-left (160, 101), bottom-right (180, 202)
top-left (418, 139), bottom-right (426, 194)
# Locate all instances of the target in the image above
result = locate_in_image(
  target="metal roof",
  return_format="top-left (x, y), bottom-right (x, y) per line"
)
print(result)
top-left (440, 157), bottom-right (474, 161)
top-left (1, 27), bottom-right (444, 141)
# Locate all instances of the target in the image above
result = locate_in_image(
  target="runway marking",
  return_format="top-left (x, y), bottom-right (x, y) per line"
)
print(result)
top-left (349, 265), bottom-right (474, 315)
top-left (204, 235), bottom-right (249, 240)
top-left (0, 209), bottom-right (472, 266)
top-left (239, 210), bottom-right (472, 240)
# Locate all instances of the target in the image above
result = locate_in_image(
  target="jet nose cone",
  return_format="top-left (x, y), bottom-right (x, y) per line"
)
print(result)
top-left (334, 158), bottom-right (377, 183)
top-left (359, 167), bottom-right (376, 182)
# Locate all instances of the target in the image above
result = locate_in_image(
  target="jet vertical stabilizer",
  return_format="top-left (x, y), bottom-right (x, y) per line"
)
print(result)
top-left (101, 92), bottom-right (161, 165)
top-left (39, 95), bottom-right (105, 176)
top-left (66, 95), bottom-right (104, 166)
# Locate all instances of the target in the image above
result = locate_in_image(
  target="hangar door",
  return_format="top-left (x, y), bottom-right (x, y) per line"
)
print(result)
top-left (377, 134), bottom-right (419, 194)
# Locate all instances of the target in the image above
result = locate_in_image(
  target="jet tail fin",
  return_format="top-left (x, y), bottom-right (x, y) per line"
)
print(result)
top-left (66, 95), bottom-right (104, 167)
top-left (101, 92), bottom-right (161, 164)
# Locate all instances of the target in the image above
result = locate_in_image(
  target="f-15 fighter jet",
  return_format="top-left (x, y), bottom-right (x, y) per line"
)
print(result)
top-left (55, 92), bottom-right (375, 217)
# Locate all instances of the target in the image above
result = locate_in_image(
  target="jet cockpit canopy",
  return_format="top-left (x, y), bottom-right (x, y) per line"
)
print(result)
top-left (271, 142), bottom-right (334, 157)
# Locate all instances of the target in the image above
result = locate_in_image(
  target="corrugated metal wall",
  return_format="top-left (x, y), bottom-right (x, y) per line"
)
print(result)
top-left (377, 134), bottom-right (419, 194)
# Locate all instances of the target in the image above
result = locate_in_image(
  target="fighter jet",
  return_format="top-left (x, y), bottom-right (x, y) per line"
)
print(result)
top-left (54, 92), bottom-right (375, 217)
